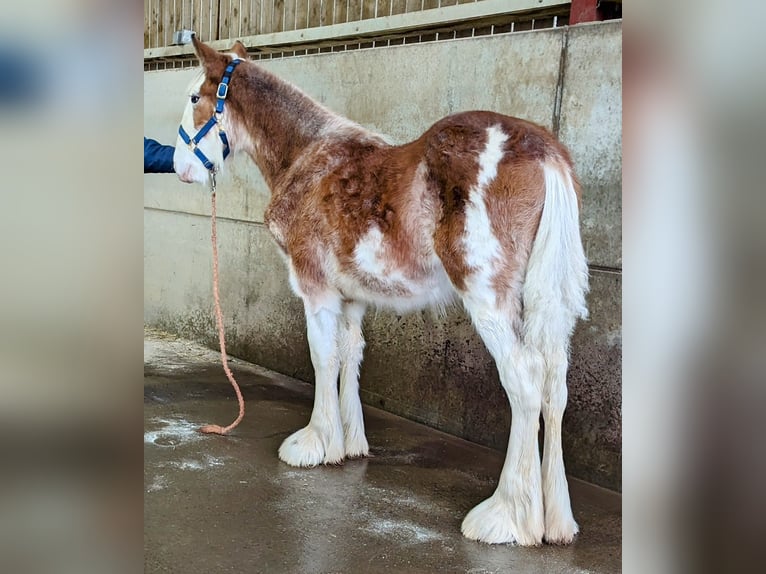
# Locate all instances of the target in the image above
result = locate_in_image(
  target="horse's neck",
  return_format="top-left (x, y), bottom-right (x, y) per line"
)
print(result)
top-left (232, 65), bottom-right (337, 188)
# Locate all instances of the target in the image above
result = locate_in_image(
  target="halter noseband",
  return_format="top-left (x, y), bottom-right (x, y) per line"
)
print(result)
top-left (178, 58), bottom-right (242, 174)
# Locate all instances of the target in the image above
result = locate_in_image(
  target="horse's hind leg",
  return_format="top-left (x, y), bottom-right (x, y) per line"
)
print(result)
top-left (459, 295), bottom-right (545, 546)
top-left (538, 332), bottom-right (579, 544)
top-left (338, 301), bottom-right (369, 458)
top-left (278, 294), bottom-right (345, 466)
top-left (524, 281), bottom-right (582, 543)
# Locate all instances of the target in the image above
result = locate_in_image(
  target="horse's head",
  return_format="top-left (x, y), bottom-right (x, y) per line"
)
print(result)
top-left (174, 36), bottom-right (249, 185)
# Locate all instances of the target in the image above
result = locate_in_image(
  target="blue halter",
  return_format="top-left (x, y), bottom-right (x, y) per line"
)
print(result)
top-left (178, 58), bottom-right (242, 173)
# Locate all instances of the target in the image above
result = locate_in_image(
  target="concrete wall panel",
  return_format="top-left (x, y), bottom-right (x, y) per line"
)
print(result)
top-left (558, 21), bottom-right (623, 268)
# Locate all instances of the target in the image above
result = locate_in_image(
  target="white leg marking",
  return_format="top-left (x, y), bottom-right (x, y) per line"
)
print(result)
top-left (540, 350), bottom-right (579, 544)
top-left (279, 299), bottom-right (345, 466)
top-left (460, 306), bottom-right (545, 546)
top-left (338, 301), bottom-right (369, 458)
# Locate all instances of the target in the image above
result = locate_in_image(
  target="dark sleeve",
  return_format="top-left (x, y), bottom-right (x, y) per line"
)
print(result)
top-left (144, 137), bottom-right (176, 173)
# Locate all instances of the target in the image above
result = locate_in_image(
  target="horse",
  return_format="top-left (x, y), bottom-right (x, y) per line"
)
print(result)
top-left (173, 36), bottom-right (589, 546)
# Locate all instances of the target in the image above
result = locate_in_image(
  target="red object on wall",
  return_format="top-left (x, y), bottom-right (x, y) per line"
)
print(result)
top-left (570, 0), bottom-right (604, 24)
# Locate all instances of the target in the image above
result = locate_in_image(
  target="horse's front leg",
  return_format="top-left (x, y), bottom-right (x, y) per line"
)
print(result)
top-left (278, 296), bottom-right (345, 466)
top-left (338, 301), bottom-right (368, 458)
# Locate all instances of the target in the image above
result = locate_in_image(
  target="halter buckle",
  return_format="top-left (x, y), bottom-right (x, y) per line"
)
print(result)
top-left (216, 82), bottom-right (229, 100)
top-left (209, 170), bottom-right (217, 194)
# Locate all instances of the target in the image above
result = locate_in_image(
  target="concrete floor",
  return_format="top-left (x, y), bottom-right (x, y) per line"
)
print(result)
top-left (144, 331), bottom-right (620, 573)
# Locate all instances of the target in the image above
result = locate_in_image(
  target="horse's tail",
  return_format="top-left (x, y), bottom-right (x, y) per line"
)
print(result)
top-left (522, 158), bottom-right (589, 350)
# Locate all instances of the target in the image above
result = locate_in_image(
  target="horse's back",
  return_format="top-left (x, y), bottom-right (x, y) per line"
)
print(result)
top-left (419, 110), bottom-right (568, 174)
top-left (419, 111), bottom-right (573, 297)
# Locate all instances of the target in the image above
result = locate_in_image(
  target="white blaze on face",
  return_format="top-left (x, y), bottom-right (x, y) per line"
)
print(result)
top-left (173, 72), bottom-right (225, 185)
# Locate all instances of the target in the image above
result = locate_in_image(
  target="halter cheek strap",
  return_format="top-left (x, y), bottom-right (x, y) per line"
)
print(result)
top-left (178, 58), bottom-right (242, 173)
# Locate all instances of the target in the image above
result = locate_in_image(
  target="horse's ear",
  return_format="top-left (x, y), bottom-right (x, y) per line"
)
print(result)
top-left (191, 34), bottom-right (226, 76)
top-left (231, 41), bottom-right (249, 60)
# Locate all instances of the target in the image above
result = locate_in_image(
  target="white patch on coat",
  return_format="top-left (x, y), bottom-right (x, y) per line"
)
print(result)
top-left (462, 125), bottom-right (509, 312)
top-left (353, 226), bottom-right (408, 284)
top-left (343, 225), bottom-right (454, 313)
top-left (337, 163), bottom-right (456, 313)
top-left (353, 226), bottom-right (386, 276)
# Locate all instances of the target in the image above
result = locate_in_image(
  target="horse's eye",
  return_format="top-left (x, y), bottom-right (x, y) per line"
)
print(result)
top-left (190, 95), bottom-right (200, 104)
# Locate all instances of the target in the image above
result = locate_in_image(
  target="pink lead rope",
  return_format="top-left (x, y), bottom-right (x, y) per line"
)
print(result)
top-left (199, 190), bottom-right (246, 435)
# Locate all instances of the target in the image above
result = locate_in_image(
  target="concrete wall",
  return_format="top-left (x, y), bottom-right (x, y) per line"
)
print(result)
top-left (144, 21), bottom-right (622, 490)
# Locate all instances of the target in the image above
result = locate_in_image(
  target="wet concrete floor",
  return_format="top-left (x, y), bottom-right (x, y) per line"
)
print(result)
top-left (144, 331), bottom-right (620, 573)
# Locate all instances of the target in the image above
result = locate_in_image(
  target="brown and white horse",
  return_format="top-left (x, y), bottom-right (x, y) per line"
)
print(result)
top-left (174, 37), bottom-right (589, 546)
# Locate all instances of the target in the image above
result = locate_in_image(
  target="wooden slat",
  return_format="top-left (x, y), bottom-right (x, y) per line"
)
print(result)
top-left (145, 0), bottom-right (153, 48)
top-left (172, 0), bottom-right (183, 41)
top-left (213, 0), bottom-right (222, 40)
top-left (201, 0), bottom-right (210, 41)
top-left (283, 0), bottom-right (296, 31)
top-left (361, 0), bottom-right (375, 19)
top-left (167, 0), bottom-right (176, 44)
top-left (244, 0), bottom-right (261, 35)
top-left (152, 0), bottom-right (160, 48)
top-left (332, 0), bottom-right (348, 24)
top-left (294, 0), bottom-right (306, 29)
top-left (275, 0), bottom-right (287, 32)
top-left (190, 0), bottom-right (200, 40)
top-left (219, 0), bottom-right (232, 39)
top-left (320, 0), bottom-right (333, 26)
top-left (375, 0), bottom-right (391, 18)
top-left (198, 0), bottom-right (208, 41)
top-left (347, 0), bottom-right (362, 23)
top-left (228, 0), bottom-right (239, 37)
top-left (212, 0), bottom-right (221, 40)
top-left (261, 0), bottom-right (274, 33)
top-left (405, 0), bottom-right (422, 15)
top-left (390, 0), bottom-right (406, 16)
top-left (182, 0), bottom-right (192, 30)
top-left (156, 0), bottom-right (162, 47)
top-left (161, 0), bottom-right (170, 46)
top-left (239, 0), bottom-right (250, 36)
top-left (307, 0), bottom-right (321, 27)
top-left (241, 0), bottom-right (250, 35)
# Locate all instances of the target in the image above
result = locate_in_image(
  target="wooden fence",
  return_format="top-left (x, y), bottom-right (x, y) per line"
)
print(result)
top-left (146, 1), bottom-right (468, 49)
top-left (145, 0), bottom-right (571, 49)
